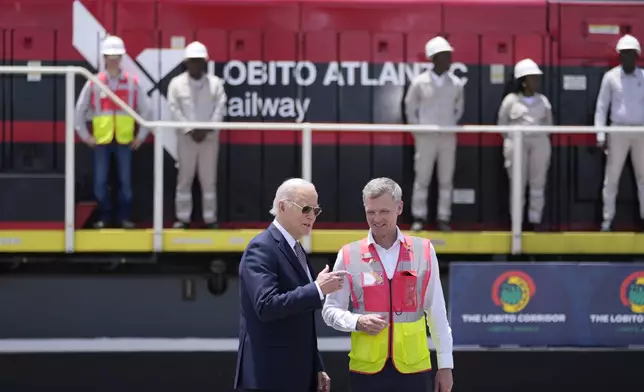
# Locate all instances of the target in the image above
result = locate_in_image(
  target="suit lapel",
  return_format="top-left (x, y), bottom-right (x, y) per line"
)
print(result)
top-left (269, 224), bottom-right (309, 283)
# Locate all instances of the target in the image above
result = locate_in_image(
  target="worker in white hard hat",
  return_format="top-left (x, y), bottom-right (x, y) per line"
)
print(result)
top-left (74, 35), bottom-right (151, 229)
top-left (595, 34), bottom-right (644, 232)
top-left (405, 36), bottom-right (464, 232)
top-left (168, 41), bottom-right (227, 229)
top-left (497, 59), bottom-right (553, 231)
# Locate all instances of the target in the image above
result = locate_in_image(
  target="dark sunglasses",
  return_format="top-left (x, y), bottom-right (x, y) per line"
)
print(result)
top-left (291, 201), bottom-right (322, 216)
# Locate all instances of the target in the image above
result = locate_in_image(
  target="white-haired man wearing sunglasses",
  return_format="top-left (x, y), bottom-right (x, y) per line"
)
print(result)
top-left (235, 178), bottom-right (347, 392)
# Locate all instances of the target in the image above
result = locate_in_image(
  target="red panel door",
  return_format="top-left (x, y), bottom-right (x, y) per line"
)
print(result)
top-left (261, 29), bottom-right (301, 219)
top-left (303, 31), bottom-right (340, 221)
top-left (303, 32), bottom-right (337, 146)
top-left (338, 31), bottom-right (372, 146)
top-left (11, 28), bottom-right (56, 147)
top-left (262, 30), bottom-right (299, 145)
top-left (227, 30), bottom-right (262, 145)
top-left (115, 0), bottom-right (159, 81)
top-left (372, 33), bottom-right (405, 146)
top-left (196, 30), bottom-right (227, 62)
top-left (337, 31), bottom-right (372, 222)
top-left (446, 33), bottom-right (481, 145)
top-left (559, 3), bottom-right (644, 60)
top-left (371, 32), bottom-right (406, 201)
top-left (116, 0), bottom-right (157, 34)
top-left (480, 33), bottom-right (514, 128)
top-left (226, 30), bottom-right (263, 221)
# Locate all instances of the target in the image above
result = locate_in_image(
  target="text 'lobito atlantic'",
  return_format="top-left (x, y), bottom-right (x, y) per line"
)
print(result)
top-left (209, 60), bottom-right (468, 122)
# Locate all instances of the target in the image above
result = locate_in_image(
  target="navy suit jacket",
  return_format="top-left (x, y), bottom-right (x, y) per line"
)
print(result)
top-left (234, 224), bottom-right (325, 392)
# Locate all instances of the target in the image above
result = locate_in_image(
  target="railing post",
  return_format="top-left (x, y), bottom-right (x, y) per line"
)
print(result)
top-left (64, 72), bottom-right (76, 253)
top-left (301, 125), bottom-right (313, 253)
top-left (153, 127), bottom-right (164, 252)
top-left (510, 128), bottom-right (523, 255)
top-left (301, 124), bottom-right (313, 182)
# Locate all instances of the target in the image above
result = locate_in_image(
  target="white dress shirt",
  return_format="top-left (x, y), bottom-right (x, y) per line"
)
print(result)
top-left (595, 66), bottom-right (644, 142)
top-left (272, 220), bottom-right (324, 300)
top-left (430, 70), bottom-right (446, 87)
top-left (321, 227), bottom-right (454, 369)
top-left (595, 67), bottom-right (644, 127)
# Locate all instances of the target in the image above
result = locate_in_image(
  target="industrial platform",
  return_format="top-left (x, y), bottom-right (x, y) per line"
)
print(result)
top-left (0, 230), bottom-right (642, 254)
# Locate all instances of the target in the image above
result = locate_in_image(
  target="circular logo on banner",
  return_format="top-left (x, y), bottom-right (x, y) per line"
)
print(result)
top-left (491, 271), bottom-right (536, 313)
top-left (620, 271), bottom-right (644, 314)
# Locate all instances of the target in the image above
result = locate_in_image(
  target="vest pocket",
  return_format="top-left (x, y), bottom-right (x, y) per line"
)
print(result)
top-left (394, 321), bottom-right (429, 366)
top-left (362, 272), bottom-right (389, 312)
top-left (115, 117), bottom-right (136, 143)
top-left (349, 330), bottom-right (384, 363)
top-left (392, 270), bottom-right (418, 313)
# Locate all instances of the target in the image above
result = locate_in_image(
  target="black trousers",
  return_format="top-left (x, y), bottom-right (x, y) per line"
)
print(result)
top-left (349, 359), bottom-right (433, 392)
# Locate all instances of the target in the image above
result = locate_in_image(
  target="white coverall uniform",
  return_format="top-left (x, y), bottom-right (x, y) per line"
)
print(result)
top-left (497, 92), bottom-right (553, 225)
top-left (595, 66), bottom-right (644, 226)
top-left (168, 72), bottom-right (227, 225)
top-left (404, 71), bottom-right (464, 224)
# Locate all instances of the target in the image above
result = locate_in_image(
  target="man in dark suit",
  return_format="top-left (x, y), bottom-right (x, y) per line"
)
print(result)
top-left (235, 178), bottom-right (348, 392)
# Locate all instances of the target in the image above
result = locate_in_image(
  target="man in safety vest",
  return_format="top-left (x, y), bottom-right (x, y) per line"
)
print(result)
top-left (74, 35), bottom-right (151, 229)
top-left (168, 41), bottom-right (227, 229)
top-left (322, 177), bottom-right (454, 392)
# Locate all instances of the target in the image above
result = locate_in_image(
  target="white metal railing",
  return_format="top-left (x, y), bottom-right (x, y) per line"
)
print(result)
top-left (0, 65), bottom-right (641, 255)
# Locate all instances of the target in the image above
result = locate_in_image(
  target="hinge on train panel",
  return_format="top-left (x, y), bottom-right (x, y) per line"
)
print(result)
top-left (581, 22), bottom-right (588, 38)
top-left (182, 278), bottom-right (196, 302)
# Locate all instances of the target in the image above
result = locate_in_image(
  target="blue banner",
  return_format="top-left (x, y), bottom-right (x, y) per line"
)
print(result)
top-left (448, 262), bottom-right (644, 347)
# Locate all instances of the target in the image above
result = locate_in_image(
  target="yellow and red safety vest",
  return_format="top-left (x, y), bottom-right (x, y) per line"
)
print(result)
top-left (90, 71), bottom-right (138, 145)
top-left (342, 235), bottom-right (432, 374)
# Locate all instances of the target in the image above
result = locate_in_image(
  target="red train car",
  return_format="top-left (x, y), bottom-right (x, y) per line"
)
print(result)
top-left (1, 0), bottom-right (643, 232)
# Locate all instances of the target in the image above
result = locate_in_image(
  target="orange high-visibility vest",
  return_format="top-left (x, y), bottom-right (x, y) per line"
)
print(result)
top-left (342, 235), bottom-right (432, 374)
top-left (90, 71), bottom-right (138, 144)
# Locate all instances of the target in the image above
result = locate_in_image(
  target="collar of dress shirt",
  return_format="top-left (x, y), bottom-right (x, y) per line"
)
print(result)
top-left (620, 66), bottom-right (643, 78)
top-left (188, 74), bottom-right (208, 88)
top-left (431, 70), bottom-right (447, 81)
top-left (367, 226), bottom-right (405, 248)
top-left (273, 219), bottom-right (298, 249)
top-left (105, 70), bottom-right (122, 81)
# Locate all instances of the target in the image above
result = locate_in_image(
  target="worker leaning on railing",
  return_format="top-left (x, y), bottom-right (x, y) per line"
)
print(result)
top-left (74, 35), bottom-right (152, 230)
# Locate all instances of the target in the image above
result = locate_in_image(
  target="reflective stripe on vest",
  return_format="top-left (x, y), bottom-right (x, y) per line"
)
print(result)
top-left (90, 72), bottom-right (137, 145)
top-left (342, 235), bottom-right (432, 374)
